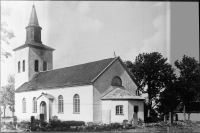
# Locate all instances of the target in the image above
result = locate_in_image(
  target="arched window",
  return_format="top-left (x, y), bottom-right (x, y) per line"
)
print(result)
top-left (33, 97), bottom-right (37, 113)
top-left (74, 94), bottom-right (80, 113)
top-left (111, 76), bottom-right (122, 86)
top-left (43, 61), bottom-right (47, 71)
top-left (35, 60), bottom-right (39, 72)
top-left (116, 105), bottom-right (123, 115)
top-left (134, 105), bottom-right (139, 113)
top-left (58, 95), bottom-right (64, 113)
top-left (18, 61), bottom-right (20, 73)
top-left (22, 98), bottom-right (26, 113)
top-left (23, 60), bottom-right (25, 72)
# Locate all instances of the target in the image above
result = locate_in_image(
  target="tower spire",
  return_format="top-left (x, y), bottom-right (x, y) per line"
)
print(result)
top-left (28, 3), bottom-right (39, 26)
top-left (25, 4), bottom-right (42, 44)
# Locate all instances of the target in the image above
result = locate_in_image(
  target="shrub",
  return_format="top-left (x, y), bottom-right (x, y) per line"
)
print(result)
top-left (63, 121), bottom-right (85, 127)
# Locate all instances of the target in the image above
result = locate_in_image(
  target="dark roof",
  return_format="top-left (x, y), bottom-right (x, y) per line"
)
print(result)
top-left (13, 43), bottom-right (55, 51)
top-left (28, 5), bottom-right (40, 27)
top-left (15, 57), bottom-right (117, 92)
top-left (101, 87), bottom-right (144, 100)
top-left (174, 102), bottom-right (200, 113)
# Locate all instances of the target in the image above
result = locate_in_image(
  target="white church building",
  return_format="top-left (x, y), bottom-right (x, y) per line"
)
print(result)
top-left (14, 5), bottom-right (144, 124)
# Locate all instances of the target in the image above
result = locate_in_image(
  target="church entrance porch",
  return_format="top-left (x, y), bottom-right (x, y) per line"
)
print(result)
top-left (37, 93), bottom-right (54, 122)
top-left (40, 101), bottom-right (47, 121)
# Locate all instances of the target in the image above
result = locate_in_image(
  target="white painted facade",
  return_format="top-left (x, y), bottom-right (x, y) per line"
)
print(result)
top-left (15, 85), bottom-right (93, 122)
top-left (128, 100), bottom-right (144, 121)
top-left (15, 47), bottom-right (29, 89)
top-left (177, 113), bottom-right (200, 121)
top-left (102, 100), bottom-right (144, 124)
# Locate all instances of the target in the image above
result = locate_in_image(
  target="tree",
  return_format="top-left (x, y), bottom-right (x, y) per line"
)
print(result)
top-left (174, 55), bottom-right (200, 120)
top-left (1, 6), bottom-right (15, 59)
top-left (157, 80), bottom-right (180, 115)
top-left (0, 75), bottom-right (15, 117)
top-left (125, 52), bottom-right (176, 115)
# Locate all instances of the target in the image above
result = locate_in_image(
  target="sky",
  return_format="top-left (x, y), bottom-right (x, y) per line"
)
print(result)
top-left (0, 1), bottom-right (199, 86)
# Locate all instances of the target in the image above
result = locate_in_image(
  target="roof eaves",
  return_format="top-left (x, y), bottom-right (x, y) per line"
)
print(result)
top-left (15, 82), bottom-right (93, 93)
top-left (101, 97), bottom-right (145, 100)
top-left (91, 57), bottom-right (118, 83)
top-left (13, 44), bottom-right (55, 51)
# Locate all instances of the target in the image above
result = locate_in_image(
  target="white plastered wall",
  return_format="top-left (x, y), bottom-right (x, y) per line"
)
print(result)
top-left (15, 47), bottom-right (29, 89)
top-left (15, 85), bottom-right (93, 122)
top-left (102, 100), bottom-right (129, 123)
top-left (128, 100), bottom-right (144, 122)
top-left (177, 113), bottom-right (200, 121)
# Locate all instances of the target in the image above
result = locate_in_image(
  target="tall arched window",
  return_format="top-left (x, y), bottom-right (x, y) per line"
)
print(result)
top-left (33, 97), bottom-right (37, 113)
top-left (18, 61), bottom-right (20, 73)
top-left (43, 61), bottom-right (47, 71)
top-left (74, 94), bottom-right (80, 113)
top-left (58, 95), bottom-right (64, 113)
top-left (23, 60), bottom-right (25, 72)
top-left (35, 60), bottom-right (39, 72)
top-left (111, 76), bottom-right (122, 86)
top-left (22, 98), bottom-right (26, 113)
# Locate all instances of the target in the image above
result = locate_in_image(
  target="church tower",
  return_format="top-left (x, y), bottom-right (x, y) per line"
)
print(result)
top-left (14, 5), bottom-right (55, 89)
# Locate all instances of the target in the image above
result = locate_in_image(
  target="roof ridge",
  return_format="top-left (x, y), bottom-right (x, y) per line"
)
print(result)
top-left (39, 57), bottom-right (116, 74)
top-left (91, 57), bottom-right (118, 82)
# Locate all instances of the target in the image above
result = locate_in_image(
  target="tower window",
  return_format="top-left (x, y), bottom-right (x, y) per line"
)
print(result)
top-left (18, 61), bottom-right (21, 73)
top-left (35, 60), bottom-right (39, 72)
top-left (43, 61), bottom-right (47, 71)
top-left (111, 76), bottom-right (122, 86)
top-left (23, 60), bottom-right (25, 72)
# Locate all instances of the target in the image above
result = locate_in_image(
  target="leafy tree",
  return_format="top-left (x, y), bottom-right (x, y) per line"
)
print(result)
top-left (0, 75), bottom-right (15, 117)
top-left (125, 52), bottom-right (176, 115)
top-left (157, 80), bottom-right (180, 115)
top-left (174, 55), bottom-right (200, 120)
top-left (175, 55), bottom-right (200, 103)
top-left (1, 6), bottom-right (15, 59)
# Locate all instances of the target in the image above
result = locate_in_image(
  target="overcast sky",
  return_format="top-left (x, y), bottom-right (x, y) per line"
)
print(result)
top-left (1, 1), bottom-right (199, 86)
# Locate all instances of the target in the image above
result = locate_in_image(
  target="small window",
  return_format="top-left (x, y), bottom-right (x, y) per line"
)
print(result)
top-left (22, 98), bottom-right (26, 113)
top-left (111, 76), bottom-right (122, 86)
top-left (35, 60), bottom-right (39, 72)
top-left (74, 94), bottom-right (80, 113)
top-left (116, 105), bottom-right (123, 115)
top-left (58, 95), bottom-right (64, 113)
top-left (134, 105), bottom-right (139, 113)
top-left (18, 61), bottom-right (20, 73)
top-left (43, 61), bottom-right (47, 71)
top-left (33, 97), bottom-right (37, 113)
top-left (23, 60), bottom-right (25, 72)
